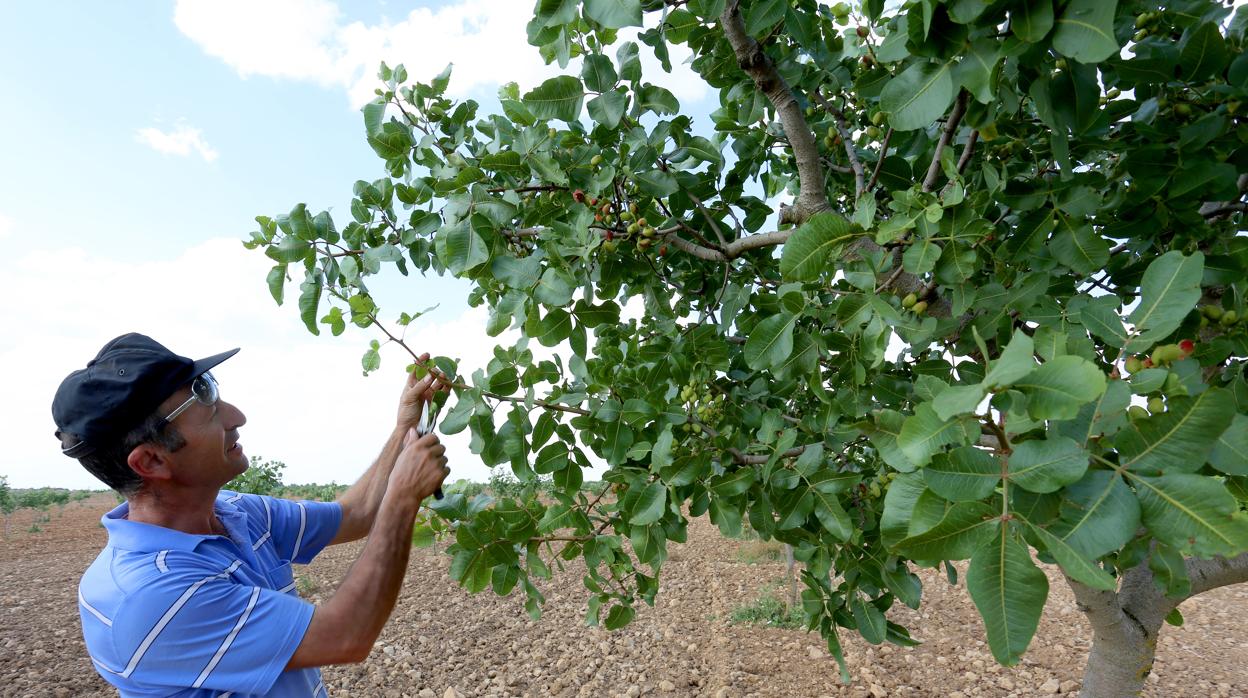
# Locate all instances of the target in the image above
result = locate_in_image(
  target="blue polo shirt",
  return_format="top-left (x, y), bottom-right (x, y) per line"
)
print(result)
top-left (79, 491), bottom-right (342, 697)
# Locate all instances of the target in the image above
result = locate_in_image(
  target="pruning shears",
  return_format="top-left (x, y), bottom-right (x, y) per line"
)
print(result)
top-left (416, 393), bottom-right (445, 499)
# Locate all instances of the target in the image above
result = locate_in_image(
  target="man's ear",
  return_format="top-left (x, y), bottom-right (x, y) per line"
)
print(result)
top-left (127, 444), bottom-right (174, 482)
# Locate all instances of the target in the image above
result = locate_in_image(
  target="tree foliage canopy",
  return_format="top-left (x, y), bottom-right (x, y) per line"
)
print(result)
top-left (246, 0), bottom-right (1248, 675)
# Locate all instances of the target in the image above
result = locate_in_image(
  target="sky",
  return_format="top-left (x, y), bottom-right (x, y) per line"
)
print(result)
top-left (0, 0), bottom-right (715, 489)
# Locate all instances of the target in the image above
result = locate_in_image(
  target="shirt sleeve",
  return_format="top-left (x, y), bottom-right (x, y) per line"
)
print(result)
top-left (109, 563), bottom-right (313, 695)
top-left (264, 495), bottom-right (342, 565)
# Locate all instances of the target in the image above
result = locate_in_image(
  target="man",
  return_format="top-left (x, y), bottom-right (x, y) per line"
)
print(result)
top-left (52, 333), bottom-right (450, 697)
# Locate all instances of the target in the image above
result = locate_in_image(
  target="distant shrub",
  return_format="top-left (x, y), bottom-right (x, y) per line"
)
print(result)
top-left (226, 457), bottom-right (286, 496)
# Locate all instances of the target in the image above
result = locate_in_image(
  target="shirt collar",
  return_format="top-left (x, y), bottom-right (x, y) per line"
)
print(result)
top-left (101, 493), bottom-right (247, 553)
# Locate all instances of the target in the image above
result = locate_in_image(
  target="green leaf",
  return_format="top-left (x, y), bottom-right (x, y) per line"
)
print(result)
top-left (584, 0), bottom-right (642, 29)
top-left (1116, 389), bottom-right (1235, 475)
top-left (1125, 251), bottom-right (1204, 352)
top-left (266, 265), bottom-right (287, 305)
top-left (1049, 470), bottom-right (1139, 559)
top-left (1132, 473), bottom-right (1248, 557)
top-left (1079, 295), bottom-right (1127, 347)
top-left (903, 238), bottom-right (942, 275)
top-left (1023, 520), bottom-right (1116, 591)
top-left (588, 89), bottom-right (628, 128)
top-left (298, 276), bottom-right (322, 336)
top-left (1210, 413), bottom-right (1248, 476)
top-left (1015, 355), bottom-right (1107, 421)
top-left (440, 221), bottom-right (489, 274)
top-left (983, 329), bottom-right (1036, 389)
top-left (634, 170), bottom-right (679, 197)
top-left (1148, 542), bottom-right (1191, 598)
top-left (925, 446), bottom-right (1000, 502)
top-left (932, 384), bottom-right (987, 421)
top-left (581, 54), bottom-right (618, 92)
top-left (630, 482), bottom-right (667, 525)
top-left (880, 61), bottom-right (955, 132)
top-left (850, 595), bottom-right (887, 645)
top-left (534, 267), bottom-right (576, 307)
top-left (523, 76), bottom-right (584, 122)
top-left (779, 213), bottom-right (854, 282)
top-left (1011, 0), bottom-right (1054, 43)
top-left (954, 39), bottom-right (1000, 103)
top-left (1049, 219), bottom-right (1108, 275)
top-left (711, 468), bottom-right (756, 497)
top-left (744, 0), bottom-right (785, 35)
top-left (604, 603), bottom-right (635, 629)
top-left (1052, 0), bottom-right (1119, 64)
top-left (967, 526), bottom-right (1049, 666)
top-left (744, 312), bottom-right (797, 371)
top-left (898, 404), bottom-right (965, 467)
top-left (812, 488), bottom-right (852, 541)
top-left (1179, 22), bottom-right (1229, 83)
top-left (1007, 437), bottom-right (1089, 494)
top-left (894, 500), bottom-right (1000, 560)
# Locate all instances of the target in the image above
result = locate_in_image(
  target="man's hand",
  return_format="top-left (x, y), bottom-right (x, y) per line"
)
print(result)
top-left (391, 427), bottom-right (449, 504)
top-left (396, 353), bottom-right (449, 431)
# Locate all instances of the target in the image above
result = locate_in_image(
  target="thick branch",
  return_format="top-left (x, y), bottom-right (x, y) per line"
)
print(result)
top-left (721, 0), bottom-right (829, 223)
top-left (922, 91), bottom-right (969, 193)
top-left (1185, 551), bottom-right (1248, 597)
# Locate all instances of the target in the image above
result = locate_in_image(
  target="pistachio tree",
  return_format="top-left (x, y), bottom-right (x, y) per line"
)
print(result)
top-left (246, 1), bottom-right (1248, 695)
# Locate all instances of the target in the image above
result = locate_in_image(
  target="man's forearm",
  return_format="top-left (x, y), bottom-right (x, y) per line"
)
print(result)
top-left (287, 489), bottom-right (419, 667)
top-left (334, 427), bottom-right (405, 541)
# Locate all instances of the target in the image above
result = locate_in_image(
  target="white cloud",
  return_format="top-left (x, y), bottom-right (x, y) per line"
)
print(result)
top-left (0, 213), bottom-right (13, 240)
top-left (0, 238), bottom-right (514, 490)
top-left (135, 123), bottom-right (220, 162)
top-left (173, 0), bottom-right (707, 107)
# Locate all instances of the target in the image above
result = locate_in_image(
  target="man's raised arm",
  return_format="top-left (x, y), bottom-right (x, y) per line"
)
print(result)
top-left (330, 352), bottom-right (444, 545)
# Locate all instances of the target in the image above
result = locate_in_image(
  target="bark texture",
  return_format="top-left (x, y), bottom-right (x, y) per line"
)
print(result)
top-left (1069, 551), bottom-right (1248, 697)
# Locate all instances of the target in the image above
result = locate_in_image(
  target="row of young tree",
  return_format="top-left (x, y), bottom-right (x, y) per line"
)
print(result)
top-left (245, 1), bottom-right (1248, 695)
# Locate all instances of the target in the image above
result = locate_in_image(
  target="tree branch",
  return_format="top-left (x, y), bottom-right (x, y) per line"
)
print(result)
top-left (721, 0), bottom-right (829, 224)
top-left (866, 127), bottom-right (894, 192)
top-left (1185, 551), bottom-right (1248, 597)
top-left (922, 91), bottom-right (969, 193)
top-left (811, 89), bottom-right (865, 196)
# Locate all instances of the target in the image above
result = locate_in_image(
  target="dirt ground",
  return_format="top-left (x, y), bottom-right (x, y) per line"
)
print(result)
top-left (1, 494), bottom-right (1245, 698)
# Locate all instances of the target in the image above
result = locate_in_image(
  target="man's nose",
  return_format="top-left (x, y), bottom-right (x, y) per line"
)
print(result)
top-left (220, 400), bottom-right (247, 429)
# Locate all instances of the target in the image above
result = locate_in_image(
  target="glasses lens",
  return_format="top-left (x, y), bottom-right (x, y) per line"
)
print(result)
top-left (193, 372), bottom-right (219, 405)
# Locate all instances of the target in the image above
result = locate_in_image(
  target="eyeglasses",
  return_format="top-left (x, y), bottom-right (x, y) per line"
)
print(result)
top-left (161, 372), bottom-right (219, 426)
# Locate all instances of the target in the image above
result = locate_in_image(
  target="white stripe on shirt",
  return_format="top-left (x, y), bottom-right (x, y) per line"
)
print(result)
top-left (291, 502), bottom-right (307, 561)
top-left (155, 550), bottom-right (169, 573)
top-left (251, 530), bottom-right (271, 551)
top-left (100, 560), bottom-right (243, 678)
top-left (225, 493), bottom-right (243, 504)
top-left (278, 581), bottom-right (296, 594)
top-left (79, 591), bottom-right (113, 627)
top-left (192, 586), bottom-right (261, 688)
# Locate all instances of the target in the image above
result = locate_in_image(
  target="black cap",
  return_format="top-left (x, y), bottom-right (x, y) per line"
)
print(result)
top-left (52, 333), bottom-right (239, 458)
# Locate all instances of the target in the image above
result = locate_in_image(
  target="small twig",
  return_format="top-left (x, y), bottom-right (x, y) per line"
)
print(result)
top-left (687, 192), bottom-right (731, 248)
top-left (866, 127), bottom-right (894, 192)
top-left (955, 130), bottom-right (979, 175)
top-left (363, 310), bottom-right (590, 416)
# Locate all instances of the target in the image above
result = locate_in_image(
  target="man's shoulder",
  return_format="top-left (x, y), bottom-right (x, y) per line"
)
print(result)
top-left (83, 544), bottom-right (236, 598)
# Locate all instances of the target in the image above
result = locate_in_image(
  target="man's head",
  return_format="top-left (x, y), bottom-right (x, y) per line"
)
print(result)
top-left (52, 333), bottom-right (245, 497)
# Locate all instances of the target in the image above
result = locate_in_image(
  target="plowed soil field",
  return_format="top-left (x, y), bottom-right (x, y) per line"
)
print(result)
top-left (1, 494), bottom-right (1245, 697)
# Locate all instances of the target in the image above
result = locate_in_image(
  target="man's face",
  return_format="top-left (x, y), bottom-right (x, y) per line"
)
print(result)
top-left (155, 382), bottom-right (249, 488)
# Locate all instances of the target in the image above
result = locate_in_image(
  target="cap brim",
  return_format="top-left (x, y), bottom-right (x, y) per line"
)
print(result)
top-left (190, 347), bottom-right (240, 379)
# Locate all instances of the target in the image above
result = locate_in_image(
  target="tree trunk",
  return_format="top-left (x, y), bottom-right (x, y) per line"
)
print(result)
top-left (783, 544), bottom-right (796, 610)
top-left (1069, 551), bottom-right (1248, 698)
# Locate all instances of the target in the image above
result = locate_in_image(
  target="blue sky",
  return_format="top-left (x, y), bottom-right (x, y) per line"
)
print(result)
top-left (0, 0), bottom-right (713, 489)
